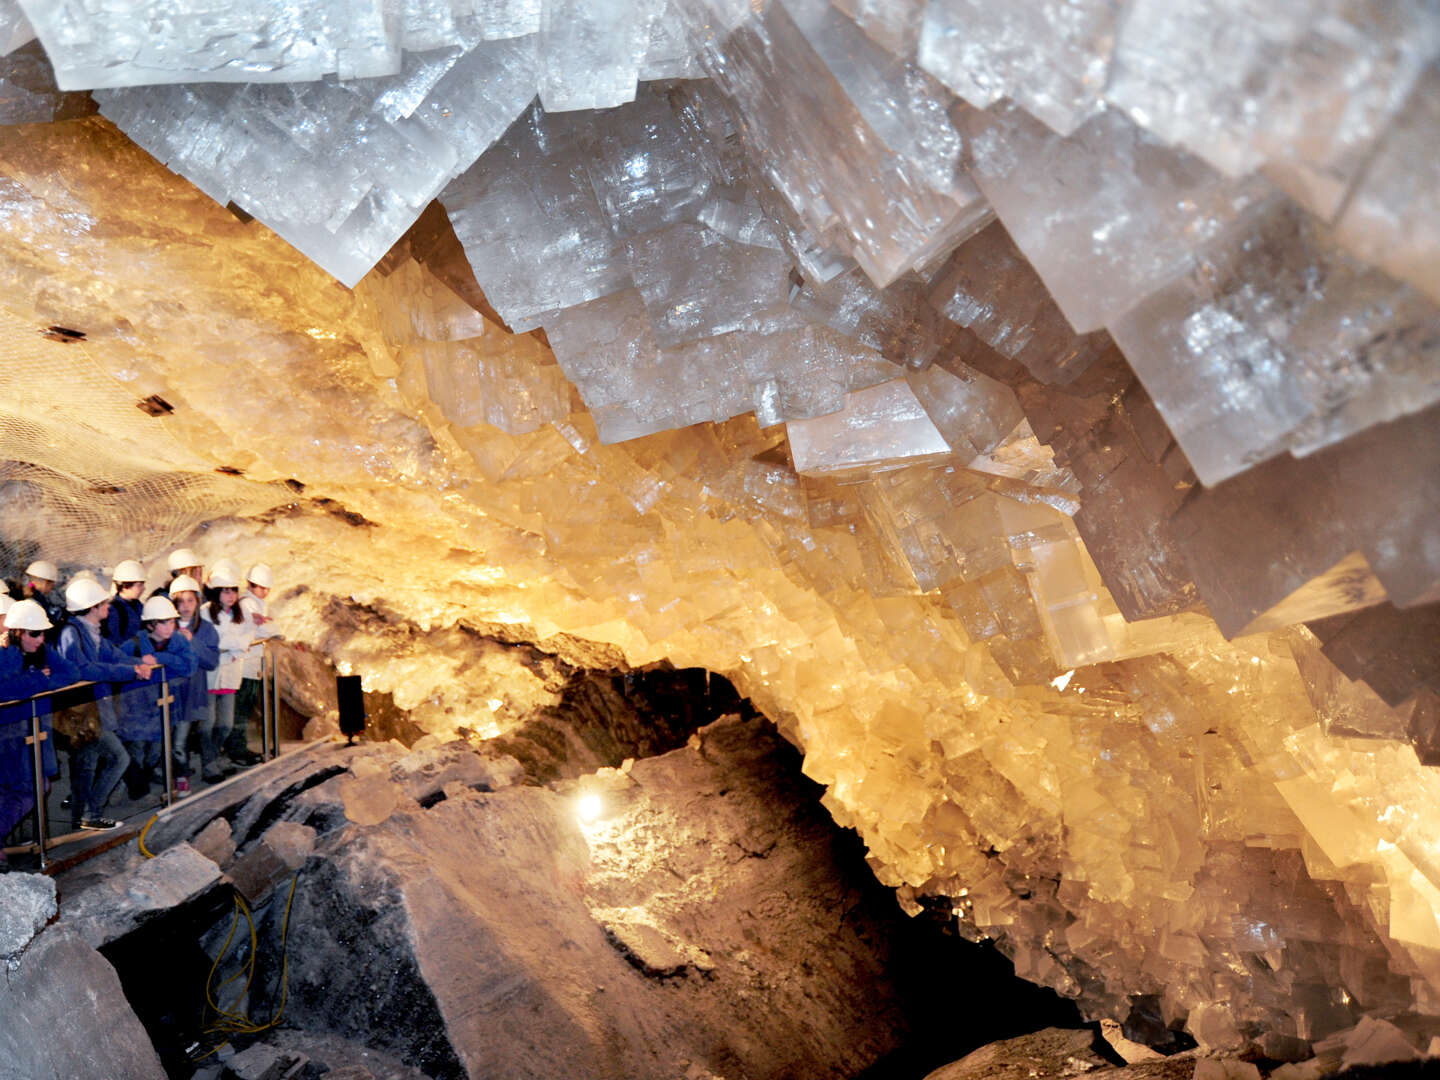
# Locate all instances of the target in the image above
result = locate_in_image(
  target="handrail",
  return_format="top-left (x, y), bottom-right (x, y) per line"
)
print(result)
top-left (4, 637), bottom-right (289, 871)
top-left (0, 678), bottom-right (104, 710)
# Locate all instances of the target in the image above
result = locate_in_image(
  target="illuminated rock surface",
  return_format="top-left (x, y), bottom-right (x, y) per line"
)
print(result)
top-left (79, 723), bottom-right (956, 1078)
top-left (0, 2), bottom-right (1438, 1067)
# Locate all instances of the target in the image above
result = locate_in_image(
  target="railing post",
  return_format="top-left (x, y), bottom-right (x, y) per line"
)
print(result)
top-left (260, 645), bottom-right (273, 761)
top-left (160, 673), bottom-right (174, 808)
top-left (271, 643), bottom-right (282, 759)
top-left (28, 700), bottom-right (47, 871)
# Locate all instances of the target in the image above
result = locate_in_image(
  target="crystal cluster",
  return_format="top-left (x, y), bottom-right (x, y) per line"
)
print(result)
top-left (1, 0), bottom-right (1438, 1060)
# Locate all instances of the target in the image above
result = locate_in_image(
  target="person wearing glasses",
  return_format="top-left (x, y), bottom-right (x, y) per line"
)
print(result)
top-left (1, 599), bottom-right (76, 860)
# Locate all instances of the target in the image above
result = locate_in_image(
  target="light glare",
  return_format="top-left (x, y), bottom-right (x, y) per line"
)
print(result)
top-left (576, 793), bottom-right (603, 822)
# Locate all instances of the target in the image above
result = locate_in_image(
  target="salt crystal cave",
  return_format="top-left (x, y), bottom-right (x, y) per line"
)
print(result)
top-left (0, 2), bottom-right (1437, 1079)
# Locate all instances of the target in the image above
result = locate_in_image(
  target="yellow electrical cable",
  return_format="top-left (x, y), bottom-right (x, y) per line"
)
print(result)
top-left (193, 869), bottom-right (301, 1059)
top-left (137, 813), bottom-right (159, 858)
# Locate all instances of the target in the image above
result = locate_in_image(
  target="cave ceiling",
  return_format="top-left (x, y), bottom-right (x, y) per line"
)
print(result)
top-left (0, 0), bottom-right (1438, 1053)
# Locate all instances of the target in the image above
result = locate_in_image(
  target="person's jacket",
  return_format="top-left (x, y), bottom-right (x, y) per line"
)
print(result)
top-left (116, 631), bottom-right (194, 742)
top-left (104, 595), bottom-right (143, 643)
top-left (0, 644), bottom-right (79, 783)
top-left (55, 619), bottom-right (141, 732)
top-left (176, 615), bottom-right (219, 726)
top-left (201, 606), bottom-right (254, 692)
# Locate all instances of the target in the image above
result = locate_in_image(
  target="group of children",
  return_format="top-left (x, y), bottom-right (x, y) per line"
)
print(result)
top-left (0, 549), bottom-right (280, 857)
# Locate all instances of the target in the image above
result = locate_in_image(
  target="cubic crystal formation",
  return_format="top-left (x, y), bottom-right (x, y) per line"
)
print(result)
top-left (0, 0), bottom-right (1438, 1058)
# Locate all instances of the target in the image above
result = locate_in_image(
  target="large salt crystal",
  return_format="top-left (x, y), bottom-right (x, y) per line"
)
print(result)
top-left (1290, 631), bottom-right (1414, 743)
top-left (904, 361), bottom-right (1022, 462)
top-left (830, 0), bottom-right (924, 58)
top-left (639, 0), bottom-right (701, 80)
top-left (17, 0), bottom-right (549, 89)
top-left (537, 0), bottom-right (654, 112)
top-left (926, 221), bottom-right (1111, 385)
top-left (787, 378), bottom-right (949, 477)
top-left (368, 257), bottom-right (573, 436)
top-left (546, 288), bottom-right (898, 443)
top-left (97, 34), bottom-right (537, 287)
top-left (969, 342), bottom-right (1199, 622)
top-left (1104, 0), bottom-right (1439, 187)
top-left (783, 0), bottom-right (965, 200)
top-left (918, 0), bottom-right (1118, 137)
top-left (681, 0), bottom-right (987, 285)
top-left (0, 40), bottom-right (94, 124)
top-left (1333, 65), bottom-right (1440, 306)
top-left (1110, 199), bottom-right (1440, 487)
top-left (20, 0), bottom-right (402, 88)
top-left (586, 87), bottom-right (714, 238)
top-left (1308, 602), bottom-right (1440, 710)
top-left (791, 269), bottom-right (944, 369)
top-left (1171, 405), bottom-right (1439, 638)
top-left (962, 101), bottom-right (1267, 334)
top-left (628, 221), bottom-right (793, 346)
top-left (0, 0), bottom-right (31, 55)
top-left (443, 102), bottom-right (631, 328)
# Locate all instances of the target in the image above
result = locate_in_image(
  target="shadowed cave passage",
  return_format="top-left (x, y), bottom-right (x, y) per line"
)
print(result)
top-left (88, 695), bottom-right (1090, 1080)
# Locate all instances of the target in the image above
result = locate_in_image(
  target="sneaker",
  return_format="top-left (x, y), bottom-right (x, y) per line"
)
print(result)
top-left (79, 817), bottom-right (121, 831)
top-left (230, 750), bottom-right (264, 767)
top-left (173, 778), bottom-right (191, 798)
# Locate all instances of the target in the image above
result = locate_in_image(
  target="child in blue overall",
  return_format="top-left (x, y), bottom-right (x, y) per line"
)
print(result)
top-left (117, 595), bottom-right (194, 800)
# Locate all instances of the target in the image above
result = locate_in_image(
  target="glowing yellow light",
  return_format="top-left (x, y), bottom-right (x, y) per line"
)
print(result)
top-left (486, 698), bottom-right (503, 711)
top-left (576, 793), bottom-right (603, 823)
top-left (304, 326), bottom-right (339, 340)
top-left (1051, 670), bottom-right (1075, 692)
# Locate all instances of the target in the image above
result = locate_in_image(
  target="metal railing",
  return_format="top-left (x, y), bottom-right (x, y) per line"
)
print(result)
top-left (1, 641), bottom-right (285, 871)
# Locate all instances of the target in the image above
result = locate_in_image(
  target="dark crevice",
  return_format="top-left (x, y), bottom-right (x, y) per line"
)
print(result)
top-left (230, 764), bottom-right (348, 849)
top-left (488, 664), bottom-right (756, 783)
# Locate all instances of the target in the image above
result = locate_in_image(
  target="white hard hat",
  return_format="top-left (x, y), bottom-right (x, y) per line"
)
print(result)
top-left (247, 563), bottom-right (273, 589)
top-left (65, 578), bottom-right (112, 613)
top-left (113, 559), bottom-right (146, 584)
top-left (207, 566), bottom-right (241, 589)
top-left (5, 598), bottom-right (53, 631)
top-left (141, 595), bottom-right (179, 621)
top-left (0, 594), bottom-right (14, 616)
top-left (25, 560), bottom-right (58, 582)
top-left (208, 558), bottom-right (241, 586)
top-left (169, 574), bottom-right (202, 597)
top-left (167, 548), bottom-right (201, 572)
top-left (71, 569), bottom-right (98, 584)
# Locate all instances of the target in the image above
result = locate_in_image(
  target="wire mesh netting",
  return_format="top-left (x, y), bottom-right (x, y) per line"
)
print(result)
top-left (0, 304), bottom-right (289, 577)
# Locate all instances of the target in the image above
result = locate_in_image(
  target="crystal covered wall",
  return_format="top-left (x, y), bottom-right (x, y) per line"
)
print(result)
top-left (0, 0), bottom-right (1438, 1056)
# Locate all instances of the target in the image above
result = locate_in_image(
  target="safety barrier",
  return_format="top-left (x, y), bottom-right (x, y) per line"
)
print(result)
top-left (1, 640), bottom-right (286, 871)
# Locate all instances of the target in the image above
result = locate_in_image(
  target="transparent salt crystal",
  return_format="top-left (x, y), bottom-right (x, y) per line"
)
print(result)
top-left (918, 0), bottom-right (1119, 137)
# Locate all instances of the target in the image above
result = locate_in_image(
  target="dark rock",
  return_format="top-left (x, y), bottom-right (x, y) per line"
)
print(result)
top-left (269, 1031), bottom-right (432, 1080)
top-left (60, 842), bottom-right (222, 948)
top-left (238, 713), bottom-right (918, 1079)
top-left (924, 1028), bottom-right (1197, 1080)
top-left (192, 816), bottom-right (237, 866)
top-left (227, 821), bottom-right (315, 902)
top-left (0, 870), bottom-right (56, 959)
top-left (924, 1027), bottom-right (1111, 1080)
top-left (0, 925), bottom-right (165, 1079)
top-left (599, 915), bottom-right (693, 977)
top-left (224, 1042), bottom-right (306, 1080)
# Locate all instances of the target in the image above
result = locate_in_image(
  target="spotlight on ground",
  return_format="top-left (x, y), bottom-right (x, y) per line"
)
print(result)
top-left (576, 793), bottom-right (603, 823)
